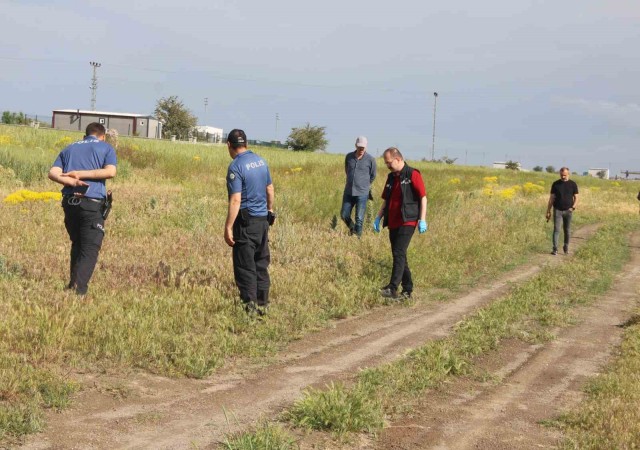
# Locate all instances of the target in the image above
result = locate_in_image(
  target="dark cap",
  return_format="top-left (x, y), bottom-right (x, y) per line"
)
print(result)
top-left (227, 129), bottom-right (247, 146)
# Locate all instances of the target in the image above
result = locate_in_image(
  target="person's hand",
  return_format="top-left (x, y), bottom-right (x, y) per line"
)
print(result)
top-left (418, 220), bottom-right (427, 234)
top-left (62, 171), bottom-right (81, 179)
top-left (64, 177), bottom-right (89, 188)
top-left (224, 227), bottom-right (235, 247)
top-left (373, 216), bottom-right (381, 233)
top-left (545, 210), bottom-right (551, 222)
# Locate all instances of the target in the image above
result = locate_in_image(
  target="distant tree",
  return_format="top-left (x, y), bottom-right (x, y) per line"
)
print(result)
top-left (286, 123), bottom-right (328, 152)
top-left (596, 170), bottom-right (607, 179)
top-left (533, 165), bottom-right (543, 172)
top-left (1, 111), bottom-right (29, 125)
top-left (432, 156), bottom-right (457, 164)
top-left (505, 160), bottom-right (520, 170)
top-left (545, 165), bottom-right (555, 173)
top-left (154, 96), bottom-right (198, 139)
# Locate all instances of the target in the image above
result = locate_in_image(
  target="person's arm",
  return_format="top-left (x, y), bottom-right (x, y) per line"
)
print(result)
top-left (546, 193), bottom-right (555, 220)
top-left (62, 165), bottom-right (117, 180)
top-left (376, 199), bottom-right (386, 220)
top-left (419, 196), bottom-right (427, 222)
top-left (48, 166), bottom-right (88, 188)
top-left (224, 193), bottom-right (241, 247)
top-left (370, 157), bottom-right (377, 183)
top-left (266, 183), bottom-right (275, 212)
top-left (571, 193), bottom-right (579, 210)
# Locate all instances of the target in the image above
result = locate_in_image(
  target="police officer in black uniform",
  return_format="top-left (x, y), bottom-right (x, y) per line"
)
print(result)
top-left (48, 122), bottom-right (117, 295)
top-left (224, 129), bottom-right (275, 316)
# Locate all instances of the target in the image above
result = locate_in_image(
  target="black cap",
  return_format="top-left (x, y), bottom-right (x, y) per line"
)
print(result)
top-left (227, 129), bottom-right (247, 146)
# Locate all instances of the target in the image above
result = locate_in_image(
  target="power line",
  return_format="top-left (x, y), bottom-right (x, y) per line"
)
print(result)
top-left (0, 56), bottom-right (428, 96)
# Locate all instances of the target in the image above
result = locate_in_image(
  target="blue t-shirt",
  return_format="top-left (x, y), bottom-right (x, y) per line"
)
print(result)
top-left (226, 150), bottom-right (272, 217)
top-left (53, 136), bottom-right (117, 199)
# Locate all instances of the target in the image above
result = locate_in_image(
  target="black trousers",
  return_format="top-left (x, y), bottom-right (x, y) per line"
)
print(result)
top-left (388, 225), bottom-right (415, 293)
top-left (62, 198), bottom-right (105, 295)
top-left (232, 215), bottom-right (270, 306)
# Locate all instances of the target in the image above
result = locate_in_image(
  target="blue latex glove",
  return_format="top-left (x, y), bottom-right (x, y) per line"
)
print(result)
top-left (418, 220), bottom-right (428, 234)
top-left (373, 216), bottom-right (381, 233)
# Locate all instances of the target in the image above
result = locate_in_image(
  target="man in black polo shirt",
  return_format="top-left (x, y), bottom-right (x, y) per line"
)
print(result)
top-left (546, 167), bottom-right (579, 255)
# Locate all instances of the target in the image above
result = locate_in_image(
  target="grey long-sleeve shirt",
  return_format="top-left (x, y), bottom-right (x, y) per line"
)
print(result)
top-left (344, 151), bottom-right (377, 196)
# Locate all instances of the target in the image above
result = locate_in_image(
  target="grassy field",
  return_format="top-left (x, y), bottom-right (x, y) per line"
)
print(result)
top-left (0, 124), bottom-right (639, 442)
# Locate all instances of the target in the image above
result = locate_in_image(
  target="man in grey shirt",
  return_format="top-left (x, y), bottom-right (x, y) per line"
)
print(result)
top-left (341, 136), bottom-right (377, 237)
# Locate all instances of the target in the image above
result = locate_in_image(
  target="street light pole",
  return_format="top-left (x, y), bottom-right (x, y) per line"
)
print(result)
top-left (431, 92), bottom-right (438, 161)
top-left (275, 113), bottom-right (279, 142)
top-left (204, 97), bottom-right (208, 119)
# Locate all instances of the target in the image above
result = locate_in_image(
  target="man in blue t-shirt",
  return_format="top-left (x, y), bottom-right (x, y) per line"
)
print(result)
top-left (48, 122), bottom-right (117, 295)
top-left (224, 129), bottom-right (275, 316)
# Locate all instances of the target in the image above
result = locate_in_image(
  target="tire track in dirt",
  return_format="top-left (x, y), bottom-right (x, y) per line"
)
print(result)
top-left (375, 231), bottom-right (640, 450)
top-left (20, 225), bottom-right (600, 450)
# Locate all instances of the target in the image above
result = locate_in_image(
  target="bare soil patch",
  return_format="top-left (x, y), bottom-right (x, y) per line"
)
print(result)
top-left (20, 226), bottom-right (600, 450)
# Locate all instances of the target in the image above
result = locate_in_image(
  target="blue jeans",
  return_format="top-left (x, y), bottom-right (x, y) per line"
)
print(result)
top-left (553, 208), bottom-right (573, 251)
top-left (341, 194), bottom-right (368, 236)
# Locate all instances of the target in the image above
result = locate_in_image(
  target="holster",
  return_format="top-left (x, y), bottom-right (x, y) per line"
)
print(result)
top-left (102, 190), bottom-right (113, 220)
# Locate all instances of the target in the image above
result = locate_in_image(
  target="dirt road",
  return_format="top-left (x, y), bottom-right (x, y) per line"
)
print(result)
top-left (375, 231), bottom-right (640, 449)
top-left (21, 225), bottom-right (626, 450)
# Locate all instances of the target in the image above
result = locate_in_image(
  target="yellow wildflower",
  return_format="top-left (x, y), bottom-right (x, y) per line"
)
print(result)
top-left (54, 137), bottom-right (74, 150)
top-left (448, 178), bottom-right (461, 184)
top-left (0, 135), bottom-right (13, 145)
top-left (291, 167), bottom-right (303, 173)
top-left (3, 190), bottom-right (62, 204)
top-left (483, 176), bottom-right (498, 184)
top-left (522, 182), bottom-right (545, 196)
top-left (193, 155), bottom-right (201, 161)
top-left (497, 187), bottom-right (517, 200)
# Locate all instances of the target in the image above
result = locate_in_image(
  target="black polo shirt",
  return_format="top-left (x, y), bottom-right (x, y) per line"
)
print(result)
top-left (550, 179), bottom-right (579, 211)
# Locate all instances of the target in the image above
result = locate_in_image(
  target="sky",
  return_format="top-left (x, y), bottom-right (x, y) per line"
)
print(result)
top-left (1, 0), bottom-right (639, 175)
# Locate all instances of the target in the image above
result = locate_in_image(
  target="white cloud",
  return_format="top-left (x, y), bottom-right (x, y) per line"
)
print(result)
top-left (553, 97), bottom-right (640, 129)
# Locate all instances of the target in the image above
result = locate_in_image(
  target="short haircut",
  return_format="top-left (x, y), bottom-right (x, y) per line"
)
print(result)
top-left (227, 129), bottom-right (247, 150)
top-left (85, 122), bottom-right (106, 136)
top-left (560, 167), bottom-right (570, 173)
top-left (383, 147), bottom-right (403, 160)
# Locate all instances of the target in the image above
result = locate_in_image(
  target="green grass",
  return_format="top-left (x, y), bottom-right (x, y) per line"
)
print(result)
top-left (286, 382), bottom-right (383, 435)
top-left (557, 312), bottom-right (640, 448)
top-left (222, 422), bottom-right (298, 450)
top-left (285, 219), bottom-right (636, 435)
top-left (1, 124), bottom-right (639, 442)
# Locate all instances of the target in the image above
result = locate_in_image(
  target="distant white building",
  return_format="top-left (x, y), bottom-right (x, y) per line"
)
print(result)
top-left (195, 125), bottom-right (223, 143)
top-left (587, 168), bottom-right (609, 179)
top-left (492, 161), bottom-right (521, 170)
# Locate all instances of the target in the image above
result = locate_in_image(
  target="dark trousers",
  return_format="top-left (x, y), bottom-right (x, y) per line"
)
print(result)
top-left (62, 198), bottom-right (105, 295)
top-left (388, 225), bottom-right (415, 293)
top-left (232, 215), bottom-right (270, 306)
top-left (552, 208), bottom-right (572, 251)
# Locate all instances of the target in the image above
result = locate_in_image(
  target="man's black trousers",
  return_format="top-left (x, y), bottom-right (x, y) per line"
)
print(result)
top-left (388, 225), bottom-right (415, 293)
top-left (62, 198), bottom-right (105, 295)
top-left (232, 215), bottom-right (270, 306)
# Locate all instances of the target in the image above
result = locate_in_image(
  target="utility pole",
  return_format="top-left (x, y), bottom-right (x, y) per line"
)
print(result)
top-left (204, 97), bottom-right (208, 118)
top-left (275, 112), bottom-right (279, 142)
top-left (431, 92), bottom-right (438, 161)
top-left (89, 61), bottom-right (101, 111)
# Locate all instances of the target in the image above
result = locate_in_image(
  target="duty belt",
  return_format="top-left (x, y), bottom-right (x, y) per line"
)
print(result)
top-left (63, 196), bottom-right (104, 206)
